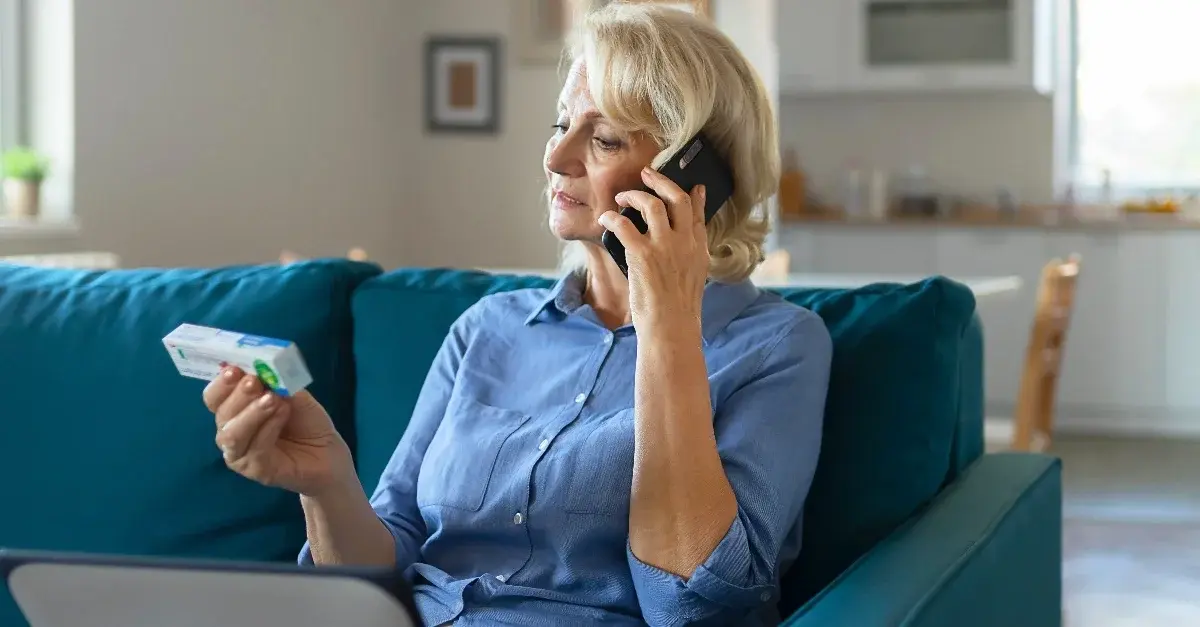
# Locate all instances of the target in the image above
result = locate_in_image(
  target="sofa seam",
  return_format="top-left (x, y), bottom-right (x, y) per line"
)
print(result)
top-left (898, 457), bottom-right (1060, 625)
top-left (782, 457), bottom-right (1058, 626)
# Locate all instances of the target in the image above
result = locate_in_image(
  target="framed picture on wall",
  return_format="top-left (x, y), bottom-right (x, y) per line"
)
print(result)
top-left (513, 0), bottom-right (711, 66)
top-left (424, 36), bottom-right (502, 134)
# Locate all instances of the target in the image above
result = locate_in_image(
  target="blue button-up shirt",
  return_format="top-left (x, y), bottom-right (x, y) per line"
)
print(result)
top-left (299, 271), bottom-right (832, 626)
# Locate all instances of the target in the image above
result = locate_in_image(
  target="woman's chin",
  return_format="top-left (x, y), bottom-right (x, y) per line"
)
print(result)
top-left (549, 212), bottom-right (604, 242)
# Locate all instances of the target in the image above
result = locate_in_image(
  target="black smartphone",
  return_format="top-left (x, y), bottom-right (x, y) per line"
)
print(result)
top-left (601, 132), bottom-right (735, 276)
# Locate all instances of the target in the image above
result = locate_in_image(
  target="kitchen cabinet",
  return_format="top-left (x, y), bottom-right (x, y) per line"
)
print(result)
top-left (809, 229), bottom-right (938, 275)
top-left (777, 227), bottom-right (818, 272)
top-left (777, 0), bottom-right (1067, 96)
top-left (843, 0), bottom-right (1060, 94)
top-left (776, 0), bottom-right (849, 94)
top-left (1166, 232), bottom-right (1200, 409)
top-left (776, 223), bottom-right (1195, 435)
top-left (1051, 233), bottom-right (1168, 411)
top-left (934, 229), bottom-right (1048, 405)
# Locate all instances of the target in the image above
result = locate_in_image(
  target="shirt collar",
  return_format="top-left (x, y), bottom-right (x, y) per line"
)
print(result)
top-left (524, 270), bottom-right (587, 325)
top-left (525, 271), bottom-right (761, 344)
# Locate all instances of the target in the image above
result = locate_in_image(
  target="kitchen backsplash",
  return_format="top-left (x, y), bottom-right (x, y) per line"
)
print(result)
top-left (778, 91), bottom-right (1057, 208)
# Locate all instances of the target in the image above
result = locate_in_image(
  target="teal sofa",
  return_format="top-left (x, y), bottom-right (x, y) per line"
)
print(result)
top-left (0, 259), bottom-right (1062, 626)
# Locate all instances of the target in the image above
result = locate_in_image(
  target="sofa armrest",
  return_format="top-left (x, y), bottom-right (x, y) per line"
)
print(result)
top-left (783, 453), bottom-right (1062, 627)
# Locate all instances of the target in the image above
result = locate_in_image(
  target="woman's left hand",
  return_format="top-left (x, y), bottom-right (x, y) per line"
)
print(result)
top-left (599, 167), bottom-right (709, 336)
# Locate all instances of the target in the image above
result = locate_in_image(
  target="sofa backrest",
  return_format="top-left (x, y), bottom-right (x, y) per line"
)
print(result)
top-left (350, 268), bottom-right (983, 614)
top-left (0, 259), bottom-right (380, 627)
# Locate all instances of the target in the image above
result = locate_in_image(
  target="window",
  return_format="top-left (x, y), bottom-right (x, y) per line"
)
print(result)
top-left (0, 0), bottom-right (25, 150)
top-left (1071, 0), bottom-right (1200, 194)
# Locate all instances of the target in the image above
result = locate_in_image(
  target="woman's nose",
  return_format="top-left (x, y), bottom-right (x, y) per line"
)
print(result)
top-left (545, 138), bottom-right (584, 178)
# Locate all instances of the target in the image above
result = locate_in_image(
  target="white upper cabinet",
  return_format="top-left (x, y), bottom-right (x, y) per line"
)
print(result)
top-left (778, 0), bottom-right (1066, 95)
top-left (777, 0), bottom-right (849, 94)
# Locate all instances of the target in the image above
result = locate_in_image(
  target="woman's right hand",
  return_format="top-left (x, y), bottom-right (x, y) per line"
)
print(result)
top-left (203, 367), bottom-right (354, 497)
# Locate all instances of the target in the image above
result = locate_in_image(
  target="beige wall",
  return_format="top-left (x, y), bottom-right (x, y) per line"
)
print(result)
top-left (405, 0), bottom-right (566, 270)
top-left (12, 0), bottom-right (420, 269)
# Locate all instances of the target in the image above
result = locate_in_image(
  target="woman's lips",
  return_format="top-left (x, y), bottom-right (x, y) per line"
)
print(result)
top-left (553, 190), bottom-right (587, 207)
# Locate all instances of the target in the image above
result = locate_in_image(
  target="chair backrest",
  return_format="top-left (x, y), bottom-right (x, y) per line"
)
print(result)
top-left (752, 249), bottom-right (791, 283)
top-left (279, 248), bottom-right (369, 264)
top-left (1012, 254), bottom-right (1081, 452)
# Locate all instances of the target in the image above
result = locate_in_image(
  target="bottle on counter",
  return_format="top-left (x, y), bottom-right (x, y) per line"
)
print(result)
top-left (896, 165), bottom-right (939, 217)
top-left (867, 169), bottom-right (889, 219)
top-left (778, 148), bottom-right (807, 217)
top-left (997, 187), bottom-right (1018, 218)
top-left (842, 161), bottom-right (864, 218)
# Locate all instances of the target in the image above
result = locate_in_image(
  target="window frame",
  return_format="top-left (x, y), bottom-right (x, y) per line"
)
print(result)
top-left (0, 0), bottom-right (27, 151)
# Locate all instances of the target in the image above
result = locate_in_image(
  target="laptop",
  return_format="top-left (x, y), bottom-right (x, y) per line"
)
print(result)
top-left (0, 548), bottom-right (422, 627)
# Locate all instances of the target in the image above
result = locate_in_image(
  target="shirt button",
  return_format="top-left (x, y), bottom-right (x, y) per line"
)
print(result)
top-left (603, 334), bottom-right (613, 345)
top-left (513, 512), bottom-right (524, 525)
top-left (760, 591), bottom-right (771, 602)
top-left (538, 438), bottom-right (550, 451)
top-left (574, 393), bottom-right (587, 404)
top-left (495, 574), bottom-right (507, 583)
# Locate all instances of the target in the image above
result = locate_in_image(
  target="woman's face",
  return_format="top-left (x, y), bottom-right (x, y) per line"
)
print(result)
top-left (544, 61), bottom-right (659, 244)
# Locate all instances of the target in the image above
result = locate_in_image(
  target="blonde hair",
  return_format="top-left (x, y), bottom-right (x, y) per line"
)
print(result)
top-left (556, 1), bottom-right (780, 283)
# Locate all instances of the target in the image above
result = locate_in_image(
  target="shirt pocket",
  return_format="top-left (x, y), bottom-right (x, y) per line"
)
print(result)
top-left (417, 393), bottom-right (530, 512)
top-left (563, 409), bottom-right (637, 516)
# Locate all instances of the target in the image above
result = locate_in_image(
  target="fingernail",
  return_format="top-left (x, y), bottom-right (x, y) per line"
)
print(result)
top-left (258, 393), bottom-right (275, 409)
top-left (242, 377), bottom-right (256, 390)
top-left (701, 185), bottom-right (708, 201)
top-left (222, 368), bottom-right (237, 380)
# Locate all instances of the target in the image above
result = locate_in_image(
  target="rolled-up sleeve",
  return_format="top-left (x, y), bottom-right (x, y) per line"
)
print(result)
top-left (297, 304), bottom-right (480, 569)
top-left (627, 311), bottom-right (833, 626)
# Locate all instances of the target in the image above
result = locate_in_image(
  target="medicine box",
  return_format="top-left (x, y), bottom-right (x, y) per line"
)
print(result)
top-left (163, 323), bottom-right (313, 396)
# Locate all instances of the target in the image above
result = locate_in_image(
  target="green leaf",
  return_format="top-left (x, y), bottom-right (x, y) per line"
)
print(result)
top-left (2, 146), bottom-right (50, 182)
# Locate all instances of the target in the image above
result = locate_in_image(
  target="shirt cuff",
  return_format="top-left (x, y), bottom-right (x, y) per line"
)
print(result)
top-left (297, 541), bottom-right (315, 566)
top-left (294, 514), bottom-right (412, 568)
top-left (626, 516), bottom-right (776, 624)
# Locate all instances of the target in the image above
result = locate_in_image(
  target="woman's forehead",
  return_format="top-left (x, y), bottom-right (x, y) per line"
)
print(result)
top-left (558, 63), bottom-right (600, 117)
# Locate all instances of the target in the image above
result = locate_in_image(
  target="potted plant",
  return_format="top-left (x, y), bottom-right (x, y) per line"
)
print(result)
top-left (2, 146), bottom-right (50, 219)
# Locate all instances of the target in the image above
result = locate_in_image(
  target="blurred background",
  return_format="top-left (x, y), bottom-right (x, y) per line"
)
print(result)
top-left (1, 1), bottom-right (1197, 624)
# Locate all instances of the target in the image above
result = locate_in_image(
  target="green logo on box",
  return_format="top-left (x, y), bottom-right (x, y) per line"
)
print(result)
top-left (254, 359), bottom-right (281, 391)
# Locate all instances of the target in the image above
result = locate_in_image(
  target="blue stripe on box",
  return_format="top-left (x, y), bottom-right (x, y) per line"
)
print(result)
top-left (235, 334), bottom-right (292, 349)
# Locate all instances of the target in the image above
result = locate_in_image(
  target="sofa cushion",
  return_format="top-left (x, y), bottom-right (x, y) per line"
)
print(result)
top-left (350, 268), bottom-right (978, 613)
top-left (0, 259), bottom-right (380, 627)
top-left (772, 278), bottom-right (978, 613)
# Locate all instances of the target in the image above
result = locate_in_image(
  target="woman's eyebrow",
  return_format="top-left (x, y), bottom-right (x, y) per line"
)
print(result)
top-left (556, 101), bottom-right (604, 120)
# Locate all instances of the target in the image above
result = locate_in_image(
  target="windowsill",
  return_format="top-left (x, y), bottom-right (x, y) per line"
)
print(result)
top-left (0, 215), bottom-right (81, 239)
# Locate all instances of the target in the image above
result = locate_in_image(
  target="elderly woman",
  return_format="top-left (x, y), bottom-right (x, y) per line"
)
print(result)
top-left (202, 3), bottom-right (832, 626)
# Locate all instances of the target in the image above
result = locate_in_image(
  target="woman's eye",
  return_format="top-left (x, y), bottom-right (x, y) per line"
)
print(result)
top-left (593, 137), bottom-right (621, 151)
top-left (552, 124), bottom-right (568, 134)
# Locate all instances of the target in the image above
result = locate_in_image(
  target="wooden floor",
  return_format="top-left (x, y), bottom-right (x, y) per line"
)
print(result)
top-left (1054, 436), bottom-right (1200, 625)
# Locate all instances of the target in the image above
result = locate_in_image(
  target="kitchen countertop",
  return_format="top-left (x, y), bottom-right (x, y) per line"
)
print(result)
top-left (752, 273), bottom-right (1022, 298)
top-left (480, 267), bottom-right (1022, 298)
top-left (780, 209), bottom-right (1200, 231)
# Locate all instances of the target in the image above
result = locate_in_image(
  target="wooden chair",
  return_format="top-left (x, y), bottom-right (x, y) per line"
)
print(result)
top-left (751, 249), bottom-right (791, 284)
top-left (279, 247), bottom-right (369, 264)
top-left (1010, 254), bottom-right (1081, 452)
